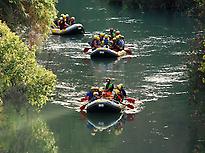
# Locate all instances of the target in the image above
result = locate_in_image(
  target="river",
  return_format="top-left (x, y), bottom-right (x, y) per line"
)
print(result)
top-left (1, 0), bottom-right (205, 153)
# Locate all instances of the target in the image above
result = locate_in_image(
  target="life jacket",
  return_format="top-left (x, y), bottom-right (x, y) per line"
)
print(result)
top-left (100, 36), bottom-right (104, 42)
top-left (102, 91), bottom-right (113, 99)
top-left (105, 83), bottom-right (114, 92)
top-left (86, 91), bottom-right (94, 101)
top-left (69, 19), bottom-right (75, 25)
top-left (116, 39), bottom-right (125, 50)
top-left (114, 88), bottom-right (123, 102)
top-left (114, 88), bottom-right (126, 102)
top-left (111, 41), bottom-right (118, 51)
top-left (66, 16), bottom-right (70, 24)
top-left (110, 31), bottom-right (115, 39)
top-left (104, 38), bottom-right (109, 46)
top-left (59, 20), bottom-right (68, 30)
top-left (91, 39), bottom-right (100, 49)
top-left (98, 37), bottom-right (103, 47)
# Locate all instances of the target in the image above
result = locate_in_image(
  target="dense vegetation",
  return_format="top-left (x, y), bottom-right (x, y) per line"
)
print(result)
top-left (106, 0), bottom-right (195, 10)
top-left (193, 0), bottom-right (205, 18)
top-left (193, 0), bottom-right (205, 85)
top-left (0, 0), bottom-right (58, 109)
top-left (0, 21), bottom-right (56, 108)
top-left (0, 0), bottom-right (58, 47)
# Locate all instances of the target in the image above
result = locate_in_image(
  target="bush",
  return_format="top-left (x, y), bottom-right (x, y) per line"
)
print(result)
top-left (1, 0), bottom-right (58, 48)
top-left (0, 20), bottom-right (56, 108)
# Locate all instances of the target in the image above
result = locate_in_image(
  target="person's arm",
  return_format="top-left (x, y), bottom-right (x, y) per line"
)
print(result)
top-left (122, 89), bottom-right (127, 97)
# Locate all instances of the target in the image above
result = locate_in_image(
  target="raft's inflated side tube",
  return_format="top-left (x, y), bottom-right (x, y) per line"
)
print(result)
top-left (90, 48), bottom-right (119, 59)
top-left (86, 99), bottom-right (122, 113)
top-left (51, 24), bottom-right (84, 35)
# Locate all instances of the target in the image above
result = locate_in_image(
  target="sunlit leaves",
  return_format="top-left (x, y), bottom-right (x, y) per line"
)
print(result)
top-left (3, 0), bottom-right (58, 47)
top-left (194, 0), bottom-right (205, 6)
top-left (24, 0), bottom-right (58, 47)
top-left (0, 21), bottom-right (56, 108)
top-left (26, 66), bottom-right (56, 108)
top-left (194, 0), bottom-right (205, 17)
top-left (106, 0), bottom-right (194, 10)
top-left (198, 40), bottom-right (205, 85)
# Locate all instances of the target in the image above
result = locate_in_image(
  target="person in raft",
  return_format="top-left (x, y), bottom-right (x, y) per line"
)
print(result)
top-left (81, 86), bottom-right (100, 101)
top-left (114, 84), bottom-right (127, 102)
top-left (69, 17), bottom-right (76, 25)
top-left (103, 35), bottom-right (110, 48)
top-left (89, 35), bottom-right (101, 50)
top-left (99, 33), bottom-right (105, 47)
top-left (104, 78), bottom-right (114, 97)
top-left (109, 28), bottom-right (116, 40)
top-left (115, 35), bottom-right (125, 51)
top-left (58, 17), bottom-right (69, 30)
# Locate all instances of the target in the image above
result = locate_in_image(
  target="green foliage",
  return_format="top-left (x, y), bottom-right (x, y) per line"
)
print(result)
top-left (106, 0), bottom-right (194, 10)
top-left (26, 66), bottom-right (56, 108)
top-left (0, 20), bottom-right (56, 108)
top-left (193, 0), bottom-right (205, 17)
top-left (192, 1), bottom-right (205, 86)
top-left (198, 39), bottom-right (205, 84)
top-left (24, 0), bottom-right (58, 47)
top-left (194, 0), bottom-right (205, 6)
top-left (0, 0), bottom-right (58, 47)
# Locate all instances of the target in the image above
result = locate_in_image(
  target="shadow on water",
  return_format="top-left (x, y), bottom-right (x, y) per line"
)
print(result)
top-left (80, 112), bottom-right (136, 136)
top-left (0, 96), bottom-right (59, 153)
top-left (90, 56), bottom-right (132, 65)
top-left (60, 33), bottom-right (85, 39)
top-left (91, 58), bottom-right (117, 64)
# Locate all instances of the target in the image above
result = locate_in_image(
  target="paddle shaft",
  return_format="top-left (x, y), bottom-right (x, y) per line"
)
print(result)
top-left (80, 102), bottom-right (88, 111)
top-left (113, 99), bottom-right (134, 109)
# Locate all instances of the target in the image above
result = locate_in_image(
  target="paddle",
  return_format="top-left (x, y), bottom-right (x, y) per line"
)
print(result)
top-left (80, 102), bottom-right (89, 111)
top-left (124, 48), bottom-right (132, 55)
top-left (120, 101), bottom-right (134, 109)
top-left (126, 97), bottom-right (136, 104)
top-left (80, 96), bottom-right (89, 102)
top-left (114, 97), bottom-right (134, 109)
top-left (83, 47), bottom-right (91, 53)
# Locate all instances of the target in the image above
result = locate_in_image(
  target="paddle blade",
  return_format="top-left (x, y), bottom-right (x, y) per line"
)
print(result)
top-left (124, 48), bottom-right (132, 55)
top-left (80, 97), bottom-right (88, 102)
top-left (126, 97), bottom-right (135, 104)
top-left (126, 104), bottom-right (134, 109)
top-left (83, 47), bottom-right (90, 53)
top-left (80, 104), bottom-right (87, 111)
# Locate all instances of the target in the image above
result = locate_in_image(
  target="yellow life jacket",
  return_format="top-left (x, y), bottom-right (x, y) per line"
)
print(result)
top-left (114, 88), bottom-right (120, 95)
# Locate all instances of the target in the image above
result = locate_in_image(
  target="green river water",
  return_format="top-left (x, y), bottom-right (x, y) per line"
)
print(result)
top-left (1, 0), bottom-right (205, 153)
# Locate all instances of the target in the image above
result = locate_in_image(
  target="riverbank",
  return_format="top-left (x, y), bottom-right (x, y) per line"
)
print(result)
top-left (105, 0), bottom-right (195, 10)
top-left (0, 0), bottom-right (58, 108)
top-left (191, 0), bottom-right (205, 88)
